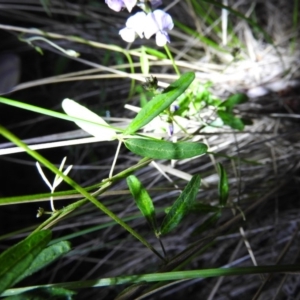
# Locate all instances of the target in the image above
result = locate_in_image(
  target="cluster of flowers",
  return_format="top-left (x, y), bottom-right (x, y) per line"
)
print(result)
top-left (105, 0), bottom-right (174, 47)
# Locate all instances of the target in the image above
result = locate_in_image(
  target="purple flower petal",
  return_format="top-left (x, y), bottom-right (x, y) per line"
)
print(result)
top-left (105, 0), bottom-right (124, 12)
top-left (153, 10), bottom-right (174, 31)
top-left (144, 10), bottom-right (174, 46)
top-left (150, 0), bottom-right (163, 9)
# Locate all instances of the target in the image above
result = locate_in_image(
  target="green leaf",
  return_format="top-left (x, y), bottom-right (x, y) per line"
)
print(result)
top-left (124, 139), bottom-right (207, 160)
top-left (191, 202), bottom-right (221, 213)
top-left (160, 175), bottom-right (201, 235)
top-left (39, 0), bottom-right (52, 16)
top-left (140, 47), bottom-right (149, 75)
top-left (217, 111), bottom-right (245, 131)
top-left (217, 163), bottom-right (229, 207)
top-left (5, 287), bottom-right (75, 300)
top-left (12, 241), bottom-right (71, 286)
top-left (0, 230), bottom-right (51, 294)
top-left (192, 210), bottom-right (222, 236)
top-left (125, 72), bottom-right (195, 134)
top-left (143, 46), bottom-right (167, 59)
top-left (126, 175), bottom-right (157, 233)
top-left (62, 98), bottom-right (117, 140)
top-left (220, 93), bottom-right (248, 112)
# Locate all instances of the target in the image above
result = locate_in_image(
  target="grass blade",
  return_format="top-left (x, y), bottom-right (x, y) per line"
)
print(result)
top-left (5, 264), bottom-right (300, 297)
top-left (160, 175), bottom-right (201, 235)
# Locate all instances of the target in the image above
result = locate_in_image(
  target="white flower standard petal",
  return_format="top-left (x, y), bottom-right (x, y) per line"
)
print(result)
top-left (144, 13), bottom-right (159, 39)
top-left (143, 10), bottom-right (174, 46)
top-left (119, 12), bottom-right (147, 43)
top-left (155, 10), bottom-right (174, 31)
top-left (125, 12), bottom-right (147, 38)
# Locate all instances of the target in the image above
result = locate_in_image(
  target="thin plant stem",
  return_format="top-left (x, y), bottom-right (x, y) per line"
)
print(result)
top-left (164, 45), bottom-right (180, 76)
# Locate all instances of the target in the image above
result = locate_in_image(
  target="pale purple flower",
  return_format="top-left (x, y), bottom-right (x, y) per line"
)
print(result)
top-left (149, 0), bottom-right (163, 9)
top-left (170, 104), bottom-right (179, 113)
top-left (144, 10), bottom-right (174, 46)
top-left (167, 123), bottom-right (174, 136)
top-left (105, 0), bottom-right (137, 12)
top-left (119, 11), bottom-right (147, 43)
top-left (136, 0), bottom-right (162, 11)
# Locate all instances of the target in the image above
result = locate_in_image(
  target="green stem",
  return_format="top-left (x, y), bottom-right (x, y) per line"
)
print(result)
top-left (164, 45), bottom-right (180, 76)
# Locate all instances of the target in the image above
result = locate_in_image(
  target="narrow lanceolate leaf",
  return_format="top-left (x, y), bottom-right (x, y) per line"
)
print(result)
top-left (124, 139), bottom-right (207, 160)
top-left (125, 72), bottom-right (195, 134)
top-left (62, 98), bottom-right (117, 140)
top-left (217, 163), bottom-right (229, 207)
top-left (217, 111), bottom-right (245, 131)
top-left (127, 175), bottom-right (157, 233)
top-left (160, 175), bottom-right (201, 236)
top-left (219, 93), bottom-right (248, 112)
top-left (12, 241), bottom-right (71, 286)
top-left (0, 230), bottom-right (51, 294)
top-left (192, 210), bottom-right (222, 236)
top-left (191, 202), bottom-right (221, 213)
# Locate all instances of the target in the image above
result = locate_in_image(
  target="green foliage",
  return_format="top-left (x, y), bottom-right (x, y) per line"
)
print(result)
top-left (124, 139), bottom-right (208, 160)
top-left (12, 241), bottom-right (71, 286)
top-left (142, 46), bottom-right (167, 59)
top-left (217, 111), bottom-right (245, 131)
top-left (140, 46), bottom-right (149, 75)
top-left (191, 202), bottom-right (221, 213)
top-left (219, 93), bottom-right (248, 112)
top-left (39, 0), bottom-right (52, 16)
top-left (160, 175), bottom-right (201, 235)
top-left (125, 72), bottom-right (195, 134)
top-left (192, 210), bottom-right (222, 236)
top-left (5, 287), bottom-right (75, 300)
top-left (217, 93), bottom-right (249, 131)
top-left (217, 163), bottom-right (229, 207)
top-left (127, 175), bottom-right (158, 233)
top-left (0, 230), bottom-right (51, 294)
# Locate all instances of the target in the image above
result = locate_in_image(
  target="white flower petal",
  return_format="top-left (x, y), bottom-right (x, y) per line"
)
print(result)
top-left (155, 31), bottom-right (169, 46)
top-left (124, 0), bottom-right (137, 12)
top-left (126, 12), bottom-right (147, 38)
top-left (144, 10), bottom-right (174, 40)
top-left (144, 13), bottom-right (159, 39)
top-left (119, 27), bottom-right (136, 43)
